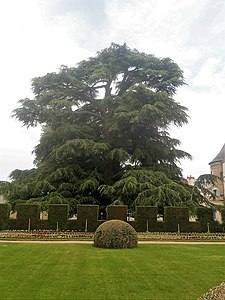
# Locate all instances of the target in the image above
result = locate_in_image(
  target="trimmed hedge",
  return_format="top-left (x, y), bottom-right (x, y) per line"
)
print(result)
top-left (196, 207), bottom-right (216, 232)
top-left (0, 204), bottom-right (222, 232)
top-left (221, 208), bottom-right (225, 228)
top-left (0, 204), bottom-right (10, 230)
top-left (134, 206), bottom-right (203, 233)
top-left (48, 204), bottom-right (69, 230)
top-left (135, 206), bottom-right (162, 232)
top-left (106, 205), bottom-right (128, 221)
top-left (164, 207), bottom-right (189, 232)
top-left (94, 219), bottom-right (138, 248)
top-left (15, 204), bottom-right (40, 230)
top-left (76, 205), bottom-right (99, 232)
top-left (0, 204), bottom-right (10, 220)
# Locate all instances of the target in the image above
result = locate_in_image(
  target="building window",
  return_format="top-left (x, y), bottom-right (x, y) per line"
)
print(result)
top-left (212, 188), bottom-right (220, 197)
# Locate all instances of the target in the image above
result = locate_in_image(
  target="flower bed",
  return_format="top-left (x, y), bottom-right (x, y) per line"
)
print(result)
top-left (138, 232), bottom-right (225, 241)
top-left (1, 230), bottom-right (225, 241)
top-left (0, 230), bottom-right (94, 240)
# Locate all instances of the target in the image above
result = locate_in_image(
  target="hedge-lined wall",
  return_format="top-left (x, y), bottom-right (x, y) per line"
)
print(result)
top-left (76, 205), bottom-right (99, 232)
top-left (134, 206), bottom-right (165, 232)
top-left (196, 207), bottom-right (216, 232)
top-left (106, 205), bottom-right (127, 221)
top-left (0, 203), bottom-right (10, 230)
top-left (15, 204), bottom-right (40, 230)
top-left (221, 208), bottom-right (225, 224)
top-left (165, 207), bottom-right (202, 233)
top-left (0, 203), bottom-right (223, 232)
top-left (48, 204), bottom-right (69, 230)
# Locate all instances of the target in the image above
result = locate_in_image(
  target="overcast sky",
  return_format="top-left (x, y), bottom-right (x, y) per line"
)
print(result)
top-left (0, 0), bottom-right (225, 181)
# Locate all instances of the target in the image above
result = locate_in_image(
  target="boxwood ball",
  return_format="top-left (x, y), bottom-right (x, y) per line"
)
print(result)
top-left (94, 219), bottom-right (138, 249)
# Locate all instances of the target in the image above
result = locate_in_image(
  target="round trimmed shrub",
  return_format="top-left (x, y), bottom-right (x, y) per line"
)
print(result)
top-left (94, 219), bottom-right (138, 249)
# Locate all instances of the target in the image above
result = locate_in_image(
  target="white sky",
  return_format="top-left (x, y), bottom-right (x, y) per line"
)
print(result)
top-left (0, 0), bottom-right (225, 181)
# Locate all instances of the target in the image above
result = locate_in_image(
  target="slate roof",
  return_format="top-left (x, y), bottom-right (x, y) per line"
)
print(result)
top-left (209, 144), bottom-right (225, 164)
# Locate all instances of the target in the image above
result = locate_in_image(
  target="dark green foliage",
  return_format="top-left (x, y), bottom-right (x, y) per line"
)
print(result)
top-left (99, 169), bottom-right (198, 215)
top-left (221, 208), bottom-right (225, 224)
top-left (16, 204), bottom-right (40, 220)
top-left (164, 207), bottom-right (189, 232)
top-left (0, 204), bottom-right (10, 220)
top-left (48, 204), bottom-right (69, 230)
top-left (94, 219), bottom-right (138, 248)
top-left (8, 219), bottom-right (17, 230)
top-left (38, 220), bottom-right (50, 230)
top-left (196, 207), bottom-right (217, 232)
top-left (184, 221), bottom-right (201, 233)
top-left (135, 206), bottom-right (162, 232)
top-left (66, 219), bottom-right (79, 231)
top-left (0, 43), bottom-right (197, 213)
top-left (76, 205), bottom-right (99, 232)
top-left (219, 208), bottom-right (225, 233)
top-left (134, 206), bottom-right (201, 232)
top-left (16, 204), bottom-right (40, 230)
top-left (0, 204), bottom-right (10, 230)
top-left (0, 204), bottom-right (223, 232)
top-left (163, 206), bottom-right (202, 232)
top-left (106, 205), bottom-right (127, 221)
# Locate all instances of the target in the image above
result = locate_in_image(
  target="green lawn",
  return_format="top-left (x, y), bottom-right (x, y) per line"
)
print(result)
top-left (0, 243), bottom-right (225, 299)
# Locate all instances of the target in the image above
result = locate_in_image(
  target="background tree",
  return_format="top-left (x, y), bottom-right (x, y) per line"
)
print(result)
top-left (190, 174), bottom-right (222, 204)
top-left (1, 43), bottom-right (199, 214)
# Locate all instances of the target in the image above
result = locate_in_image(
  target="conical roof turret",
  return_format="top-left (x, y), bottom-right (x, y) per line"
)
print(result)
top-left (209, 144), bottom-right (225, 165)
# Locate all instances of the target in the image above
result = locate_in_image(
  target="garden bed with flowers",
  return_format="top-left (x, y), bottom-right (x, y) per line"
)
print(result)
top-left (138, 232), bottom-right (225, 241)
top-left (0, 230), bottom-right (94, 240)
top-left (1, 230), bottom-right (225, 241)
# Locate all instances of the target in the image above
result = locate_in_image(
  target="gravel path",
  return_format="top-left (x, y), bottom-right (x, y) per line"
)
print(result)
top-left (0, 240), bottom-right (92, 244)
top-left (1, 240), bottom-right (225, 244)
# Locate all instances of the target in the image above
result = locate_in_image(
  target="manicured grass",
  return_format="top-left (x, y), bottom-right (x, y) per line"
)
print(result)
top-left (0, 243), bottom-right (225, 299)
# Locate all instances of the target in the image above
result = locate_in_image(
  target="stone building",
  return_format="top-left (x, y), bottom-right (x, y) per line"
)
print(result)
top-left (186, 175), bottom-right (195, 186)
top-left (209, 143), bottom-right (225, 202)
